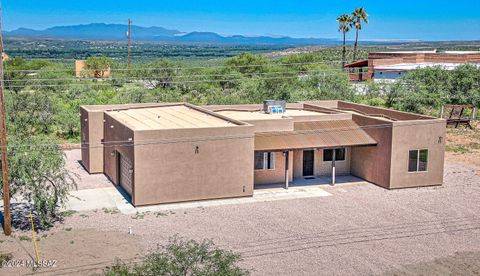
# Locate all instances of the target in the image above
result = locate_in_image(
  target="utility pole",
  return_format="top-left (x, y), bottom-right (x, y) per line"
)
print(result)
top-left (127, 19), bottom-right (132, 66)
top-left (0, 4), bottom-right (11, 236)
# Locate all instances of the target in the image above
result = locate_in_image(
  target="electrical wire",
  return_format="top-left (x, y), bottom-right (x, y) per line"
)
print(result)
top-left (4, 119), bottom-right (444, 153)
top-left (1, 73), bottom-right (346, 88)
top-left (2, 60), bottom-right (345, 73)
top-left (2, 68), bottom-right (348, 83)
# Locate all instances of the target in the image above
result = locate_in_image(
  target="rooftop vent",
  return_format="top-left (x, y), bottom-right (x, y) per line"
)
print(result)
top-left (263, 100), bottom-right (286, 114)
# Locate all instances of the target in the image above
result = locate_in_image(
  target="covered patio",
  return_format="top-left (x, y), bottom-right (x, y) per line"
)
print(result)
top-left (254, 174), bottom-right (368, 190)
top-left (254, 120), bottom-right (377, 189)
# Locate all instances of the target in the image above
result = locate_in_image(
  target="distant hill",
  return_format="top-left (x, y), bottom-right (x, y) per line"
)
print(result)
top-left (4, 23), bottom-right (340, 46)
top-left (6, 23), bottom-right (181, 41)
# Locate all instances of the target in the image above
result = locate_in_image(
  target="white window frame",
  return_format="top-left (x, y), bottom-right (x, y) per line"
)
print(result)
top-left (254, 152), bottom-right (275, 171)
top-left (408, 149), bottom-right (428, 173)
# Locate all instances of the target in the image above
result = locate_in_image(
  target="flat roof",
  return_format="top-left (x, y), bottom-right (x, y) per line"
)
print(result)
top-left (375, 62), bottom-right (480, 71)
top-left (216, 109), bottom-right (325, 121)
top-left (107, 104), bottom-right (237, 130)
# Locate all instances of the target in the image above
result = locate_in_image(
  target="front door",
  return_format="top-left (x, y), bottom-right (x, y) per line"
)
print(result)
top-left (303, 150), bottom-right (314, 176)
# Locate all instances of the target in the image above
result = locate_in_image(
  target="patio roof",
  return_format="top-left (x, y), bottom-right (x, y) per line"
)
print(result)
top-left (254, 120), bottom-right (377, 151)
top-left (344, 59), bottom-right (369, 68)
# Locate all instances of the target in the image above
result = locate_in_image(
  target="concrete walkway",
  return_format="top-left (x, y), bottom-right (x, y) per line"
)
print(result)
top-left (2, 176), bottom-right (368, 216)
top-left (64, 185), bottom-right (339, 215)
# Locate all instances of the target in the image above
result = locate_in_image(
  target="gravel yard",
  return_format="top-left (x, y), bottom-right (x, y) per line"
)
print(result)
top-left (1, 160), bottom-right (479, 275)
top-left (64, 150), bottom-right (112, 190)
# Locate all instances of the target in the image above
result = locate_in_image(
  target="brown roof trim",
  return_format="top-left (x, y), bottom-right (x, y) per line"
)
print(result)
top-left (344, 59), bottom-right (369, 68)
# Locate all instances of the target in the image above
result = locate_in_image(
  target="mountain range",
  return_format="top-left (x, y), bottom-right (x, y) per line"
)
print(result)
top-left (5, 23), bottom-right (340, 45)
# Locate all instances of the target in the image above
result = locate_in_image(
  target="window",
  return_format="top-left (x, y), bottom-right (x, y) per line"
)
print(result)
top-left (323, 148), bottom-right (346, 162)
top-left (254, 152), bottom-right (275, 170)
top-left (408, 149), bottom-right (428, 172)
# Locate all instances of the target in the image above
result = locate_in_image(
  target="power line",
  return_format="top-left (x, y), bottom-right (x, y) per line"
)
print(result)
top-left (1, 73), bottom-right (347, 89)
top-left (2, 68), bottom-right (348, 83)
top-left (4, 119), bottom-right (444, 153)
top-left (2, 61), bottom-right (345, 73)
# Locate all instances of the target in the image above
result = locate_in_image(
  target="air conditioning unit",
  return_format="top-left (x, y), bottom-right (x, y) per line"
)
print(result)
top-left (268, 105), bottom-right (284, 114)
top-left (263, 100), bottom-right (286, 114)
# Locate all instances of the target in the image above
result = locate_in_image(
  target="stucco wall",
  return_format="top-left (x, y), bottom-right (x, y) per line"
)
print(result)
top-left (80, 108), bottom-right (90, 172)
top-left (254, 150), bottom-right (293, 185)
top-left (314, 148), bottom-right (351, 176)
top-left (80, 108), bottom-right (106, 174)
top-left (292, 148), bottom-right (351, 179)
top-left (350, 114), bottom-right (393, 188)
top-left (103, 113), bottom-right (135, 197)
top-left (132, 125), bottom-right (255, 206)
top-left (80, 103), bottom-right (179, 174)
top-left (389, 120), bottom-right (446, 188)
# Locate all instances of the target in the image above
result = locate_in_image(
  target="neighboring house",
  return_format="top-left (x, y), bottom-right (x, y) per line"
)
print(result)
top-left (80, 100), bottom-right (446, 206)
top-left (75, 60), bottom-right (111, 78)
top-left (345, 50), bottom-right (480, 82)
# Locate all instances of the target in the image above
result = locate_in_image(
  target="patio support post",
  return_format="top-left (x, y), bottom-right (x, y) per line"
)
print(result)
top-left (331, 149), bottom-right (336, 186)
top-left (284, 151), bottom-right (289, 189)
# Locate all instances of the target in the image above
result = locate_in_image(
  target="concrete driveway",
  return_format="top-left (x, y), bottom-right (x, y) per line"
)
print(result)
top-left (65, 149), bottom-right (374, 214)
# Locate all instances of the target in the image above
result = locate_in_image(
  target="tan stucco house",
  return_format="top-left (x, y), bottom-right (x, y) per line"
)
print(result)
top-left (80, 100), bottom-right (446, 206)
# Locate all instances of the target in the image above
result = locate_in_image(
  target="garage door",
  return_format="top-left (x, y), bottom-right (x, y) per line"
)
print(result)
top-left (119, 153), bottom-right (133, 195)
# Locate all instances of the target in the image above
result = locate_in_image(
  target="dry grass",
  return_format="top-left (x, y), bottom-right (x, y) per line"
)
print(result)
top-left (445, 121), bottom-right (480, 167)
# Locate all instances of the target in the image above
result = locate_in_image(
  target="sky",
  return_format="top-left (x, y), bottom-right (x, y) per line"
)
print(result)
top-left (3, 0), bottom-right (480, 41)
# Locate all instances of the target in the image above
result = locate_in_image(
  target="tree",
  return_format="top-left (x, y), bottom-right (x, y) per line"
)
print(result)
top-left (225, 53), bottom-right (268, 75)
top-left (84, 56), bottom-right (112, 78)
top-left (104, 236), bottom-right (249, 276)
top-left (1, 136), bottom-right (77, 227)
top-left (3, 81), bottom-right (77, 227)
top-left (351, 7), bottom-right (369, 61)
top-left (132, 59), bottom-right (177, 89)
top-left (337, 14), bottom-right (352, 68)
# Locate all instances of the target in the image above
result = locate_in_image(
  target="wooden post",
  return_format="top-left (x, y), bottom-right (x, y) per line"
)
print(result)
top-left (331, 149), bottom-right (336, 186)
top-left (284, 151), bottom-right (289, 189)
top-left (0, 5), bottom-right (11, 236)
top-left (29, 211), bottom-right (39, 262)
top-left (127, 19), bottom-right (132, 66)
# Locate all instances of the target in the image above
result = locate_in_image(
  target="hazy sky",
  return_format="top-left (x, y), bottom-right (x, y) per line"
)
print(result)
top-left (3, 0), bottom-right (480, 40)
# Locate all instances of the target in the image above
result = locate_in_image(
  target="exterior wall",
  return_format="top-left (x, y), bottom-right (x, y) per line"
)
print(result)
top-left (103, 113), bottom-right (135, 193)
top-left (80, 108), bottom-right (106, 173)
top-left (80, 108), bottom-right (90, 171)
top-left (302, 100), bottom-right (339, 109)
top-left (132, 125), bottom-right (255, 206)
top-left (292, 149), bottom-right (351, 179)
top-left (243, 118), bottom-right (293, 132)
top-left (254, 150), bottom-right (293, 185)
top-left (373, 71), bottom-right (407, 80)
top-left (337, 101), bottom-right (432, 120)
top-left (350, 114), bottom-right (393, 188)
top-left (314, 148), bottom-right (351, 176)
top-left (389, 120), bottom-right (446, 188)
top-left (80, 103), bottom-right (177, 174)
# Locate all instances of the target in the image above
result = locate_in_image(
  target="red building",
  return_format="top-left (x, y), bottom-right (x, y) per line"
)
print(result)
top-left (345, 50), bottom-right (480, 81)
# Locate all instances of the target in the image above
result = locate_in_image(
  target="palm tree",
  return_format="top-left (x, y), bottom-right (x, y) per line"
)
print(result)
top-left (351, 7), bottom-right (369, 61)
top-left (337, 14), bottom-right (352, 68)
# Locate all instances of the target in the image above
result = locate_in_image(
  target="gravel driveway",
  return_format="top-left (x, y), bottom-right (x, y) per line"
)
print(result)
top-left (2, 161), bottom-right (480, 275)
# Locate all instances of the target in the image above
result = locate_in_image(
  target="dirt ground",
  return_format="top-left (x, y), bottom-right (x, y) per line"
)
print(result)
top-left (445, 121), bottom-right (480, 168)
top-left (1, 126), bottom-right (480, 276)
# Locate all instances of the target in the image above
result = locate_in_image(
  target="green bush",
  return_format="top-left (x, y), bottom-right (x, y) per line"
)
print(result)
top-left (104, 237), bottom-right (249, 276)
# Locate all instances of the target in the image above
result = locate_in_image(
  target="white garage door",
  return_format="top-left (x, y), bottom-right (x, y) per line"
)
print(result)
top-left (119, 153), bottom-right (133, 195)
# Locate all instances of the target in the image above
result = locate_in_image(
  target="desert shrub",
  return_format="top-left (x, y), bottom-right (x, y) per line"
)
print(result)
top-left (104, 236), bottom-right (249, 276)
